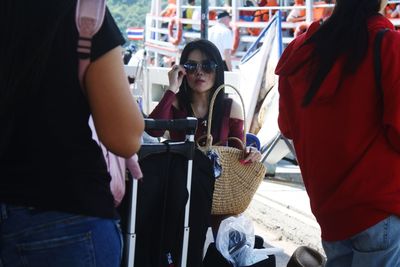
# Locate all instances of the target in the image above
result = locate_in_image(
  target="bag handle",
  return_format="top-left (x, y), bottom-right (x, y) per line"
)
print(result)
top-left (75, 0), bottom-right (106, 89)
top-left (197, 135), bottom-right (245, 151)
top-left (215, 137), bottom-right (245, 150)
top-left (205, 84), bottom-right (247, 150)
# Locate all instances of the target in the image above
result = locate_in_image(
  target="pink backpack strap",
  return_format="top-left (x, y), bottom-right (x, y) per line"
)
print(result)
top-left (88, 117), bottom-right (127, 207)
top-left (75, 0), bottom-right (106, 88)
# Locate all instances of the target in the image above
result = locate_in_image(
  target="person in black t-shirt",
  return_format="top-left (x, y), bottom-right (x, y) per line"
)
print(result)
top-left (0, 1), bottom-right (144, 266)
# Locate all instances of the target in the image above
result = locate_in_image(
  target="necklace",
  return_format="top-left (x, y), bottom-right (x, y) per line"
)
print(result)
top-left (191, 104), bottom-right (207, 127)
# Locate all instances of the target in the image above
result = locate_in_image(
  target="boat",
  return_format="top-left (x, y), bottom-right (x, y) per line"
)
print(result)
top-left (124, 0), bottom-right (400, 172)
top-left (128, 0), bottom-right (400, 112)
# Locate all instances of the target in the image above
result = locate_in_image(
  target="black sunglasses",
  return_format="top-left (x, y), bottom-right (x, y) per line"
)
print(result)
top-left (183, 60), bottom-right (218, 74)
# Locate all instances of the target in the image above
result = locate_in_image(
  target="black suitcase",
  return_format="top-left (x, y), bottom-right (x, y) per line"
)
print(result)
top-left (120, 118), bottom-right (215, 267)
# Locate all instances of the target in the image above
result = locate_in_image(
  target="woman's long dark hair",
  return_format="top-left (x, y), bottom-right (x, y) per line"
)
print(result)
top-left (0, 1), bottom-right (74, 154)
top-left (302, 0), bottom-right (382, 106)
top-left (177, 39), bottom-right (226, 139)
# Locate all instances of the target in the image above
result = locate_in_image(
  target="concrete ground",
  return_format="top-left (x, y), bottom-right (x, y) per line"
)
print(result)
top-left (203, 158), bottom-right (326, 267)
top-left (245, 178), bottom-right (325, 267)
top-left (204, 177), bottom-right (326, 267)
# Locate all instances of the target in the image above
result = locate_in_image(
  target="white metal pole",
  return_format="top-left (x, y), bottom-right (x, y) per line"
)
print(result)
top-left (155, 0), bottom-right (161, 14)
top-left (155, 0), bottom-right (161, 67)
top-left (231, 0), bottom-right (237, 25)
top-left (180, 134), bottom-right (195, 267)
top-left (126, 179), bottom-right (138, 267)
top-left (176, 0), bottom-right (181, 63)
top-left (305, 0), bottom-right (313, 23)
top-left (176, 0), bottom-right (182, 18)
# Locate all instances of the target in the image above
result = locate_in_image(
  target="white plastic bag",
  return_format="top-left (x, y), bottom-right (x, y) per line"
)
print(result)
top-left (215, 215), bottom-right (278, 266)
top-left (215, 215), bottom-right (255, 267)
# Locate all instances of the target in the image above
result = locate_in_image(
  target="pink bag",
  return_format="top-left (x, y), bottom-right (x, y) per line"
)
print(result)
top-left (89, 118), bottom-right (143, 206)
top-left (88, 118), bottom-right (125, 206)
top-left (77, 0), bottom-right (142, 206)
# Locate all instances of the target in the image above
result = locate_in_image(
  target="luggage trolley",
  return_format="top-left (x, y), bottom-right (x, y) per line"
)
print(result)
top-left (123, 117), bottom-right (197, 267)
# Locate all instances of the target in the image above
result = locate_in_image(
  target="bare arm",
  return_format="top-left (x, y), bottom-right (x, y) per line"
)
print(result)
top-left (287, 9), bottom-right (306, 22)
top-left (85, 46), bottom-right (144, 158)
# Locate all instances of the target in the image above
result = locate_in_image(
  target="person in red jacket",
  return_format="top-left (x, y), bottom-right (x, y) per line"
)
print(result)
top-left (276, 0), bottom-right (400, 266)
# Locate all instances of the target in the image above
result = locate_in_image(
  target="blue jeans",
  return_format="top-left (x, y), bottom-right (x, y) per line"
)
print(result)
top-left (322, 215), bottom-right (400, 267)
top-left (0, 204), bottom-right (122, 267)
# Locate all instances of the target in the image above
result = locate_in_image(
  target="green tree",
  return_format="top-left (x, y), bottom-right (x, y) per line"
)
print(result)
top-left (108, 0), bottom-right (151, 46)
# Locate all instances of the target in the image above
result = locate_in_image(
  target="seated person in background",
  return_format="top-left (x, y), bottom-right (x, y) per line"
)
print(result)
top-left (313, 0), bottom-right (335, 21)
top-left (160, 0), bottom-right (177, 18)
top-left (191, 7), bottom-right (201, 31)
top-left (391, 4), bottom-right (400, 18)
top-left (183, 0), bottom-right (196, 30)
top-left (147, 39), bottom-right (261, 239)
top-left (267, 0), bottom-right (279, 11)
top-left (385, 3), bottom-right (397, 18)
top-left (248, 0), bottom-right (279, 36)
top-left (294, 0), bottom-right (335, 37)
top-left (286, 0), bottom-right (306, 22)
top-left (160, 0), bottom-right (177, 41)
top-left (209, 10), bottom-right (218, 21)
top-left (240, 0), bottom-right (257, 22)
top-left (263, 0), bottom-right (279, 21)
top-left (322, 0), bottom-right (335, 19)
top-left (208, 11), bottom-right (233, 71)
top-left (123, 44), bottom-right (136, 65)
top-left (254, 0), bottom-right (269, 22)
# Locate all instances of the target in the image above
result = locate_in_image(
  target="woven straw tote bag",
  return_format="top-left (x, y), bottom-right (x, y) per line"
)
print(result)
top-left (198, 84), bottom-right (267, 215)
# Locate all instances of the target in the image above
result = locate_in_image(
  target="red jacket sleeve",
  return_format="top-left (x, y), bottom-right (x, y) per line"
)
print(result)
top-left (147, 90), bottom-right (177, 137)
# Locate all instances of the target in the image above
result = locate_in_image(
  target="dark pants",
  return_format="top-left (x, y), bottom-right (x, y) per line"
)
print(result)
top-left (0, 205), bottom-right (122, 267)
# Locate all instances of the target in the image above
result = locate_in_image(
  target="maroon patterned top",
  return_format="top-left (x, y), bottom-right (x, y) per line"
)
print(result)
top-left (148, 90), bottom-right (244, 148)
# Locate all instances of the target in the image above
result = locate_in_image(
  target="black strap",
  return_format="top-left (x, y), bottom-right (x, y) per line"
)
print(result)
top-left (374, 29), bottom-right (389, 97)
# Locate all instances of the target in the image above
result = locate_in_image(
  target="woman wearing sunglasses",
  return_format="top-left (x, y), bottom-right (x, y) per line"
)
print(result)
top-left (147, 39), bottom-right (261, 263)
top-left (149, 39), bottom-right (261, 162)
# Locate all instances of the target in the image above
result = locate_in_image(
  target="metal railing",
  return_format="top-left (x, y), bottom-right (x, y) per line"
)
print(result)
top-left (144, 1), bottom-right (400, 67)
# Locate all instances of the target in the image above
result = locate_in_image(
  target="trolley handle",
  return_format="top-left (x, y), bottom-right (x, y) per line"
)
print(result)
top-left (144, 117), bottom-right (197, 134)
top-left (139, 141), bottom-right (195, 161)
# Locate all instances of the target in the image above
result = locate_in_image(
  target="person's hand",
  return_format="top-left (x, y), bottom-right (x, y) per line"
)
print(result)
top-left (241, 146), bottom-right (262, 164)
top-left (168, 64), bottom-right (186, 93)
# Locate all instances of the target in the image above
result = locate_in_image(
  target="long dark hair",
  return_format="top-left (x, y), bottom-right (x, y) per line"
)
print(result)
top-left (302, 0), bottom-right (382, 106)
top-left (177, 39), bottom-right (226, 138)
top-left (0, 1), bottom-right (74, 154)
